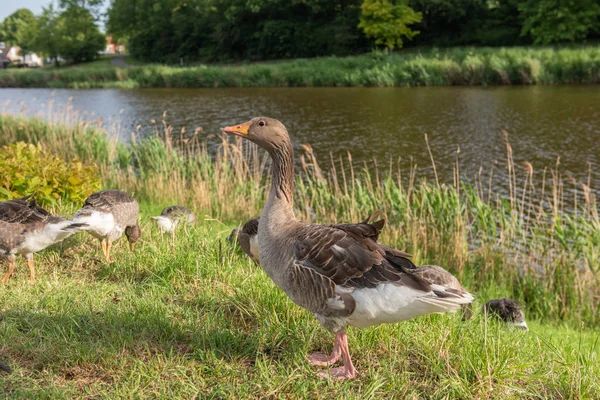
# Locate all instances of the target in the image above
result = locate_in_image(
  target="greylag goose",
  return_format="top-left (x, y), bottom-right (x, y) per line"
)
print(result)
top-left (227, 218), bottom-right (260, 264)
top-left (222, 117), bottom-right (474, 380)
top-left (151, 206), bottom-right (196, 240)
top-left (0, 195), bottom-right (87, 284)
top-left (483, 298), bottom-right (528, 330)
top-left (72, 190), bottom-right (140, 262)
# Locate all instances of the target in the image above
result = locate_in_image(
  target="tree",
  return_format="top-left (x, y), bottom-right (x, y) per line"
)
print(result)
top-left (57, 5), bottom-right (105, 63)
top-left (20, 5), bottom-right (61, 64)
top-left (358, 0), bottom-right (422, 51)
top-left (519, 0), bottom-right (600, 44)
top-left (1, 8), bottom-right (36, 45)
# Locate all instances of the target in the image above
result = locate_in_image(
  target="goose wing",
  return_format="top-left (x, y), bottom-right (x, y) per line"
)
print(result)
top-left (83, 190), bottom-right (135, 212)
top-left (0, 196), bottom-right (50, 224)
top-left (289, 218), bottom-right (428, 318)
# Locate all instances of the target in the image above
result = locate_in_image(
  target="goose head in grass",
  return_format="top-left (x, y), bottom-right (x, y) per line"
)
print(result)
top-left (223, 117), bottom-right (474, 380)
top-left (227, 218), bottom-right (260, 264)
top-left (483, 298), bottom-right (528, 330)
top-left (151, 206), bottom-right (196, 235)
top-left (71, 190), bottom-right (140, 262)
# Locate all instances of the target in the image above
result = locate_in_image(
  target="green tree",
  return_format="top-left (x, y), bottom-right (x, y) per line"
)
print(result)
top-left (57, 5), bottom-right (105, 63)
top-left (519, 0), bottom-right (600, 44)
top-left (408, 0), bottom-right (489, 45)
top-left (20, 5), bottom-right (61, 64)
top-left (358, 0), bottom-right (422, 51)
top-left (1, 8), bottom-right (36, 45)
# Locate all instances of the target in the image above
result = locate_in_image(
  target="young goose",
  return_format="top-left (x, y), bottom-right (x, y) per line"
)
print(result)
top-left (72, 190), bottom-right (141, 262)
top-left (227, 218), bottom-right (260, 264)
top-left (223, 117), bottom-right (474, 380)
top-left (483, 298), bottom-right (528, 330)
top-left (151, 206), bottom-right (196, 240)
top-left (0, 195), bottom-right (87, 284)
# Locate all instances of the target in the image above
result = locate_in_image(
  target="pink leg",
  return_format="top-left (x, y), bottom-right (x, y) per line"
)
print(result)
top-left (315, 333), bottom-right (358, 380)
top-left (308, 334), bottom-right (343, 366)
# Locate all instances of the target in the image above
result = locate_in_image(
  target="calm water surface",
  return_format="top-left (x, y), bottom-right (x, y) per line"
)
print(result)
top-left (2, 86), bottom-right (599, 198)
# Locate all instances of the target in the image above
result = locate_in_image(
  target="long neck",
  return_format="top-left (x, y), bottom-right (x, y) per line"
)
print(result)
top-left (264, 138), bottom-right (296, 222)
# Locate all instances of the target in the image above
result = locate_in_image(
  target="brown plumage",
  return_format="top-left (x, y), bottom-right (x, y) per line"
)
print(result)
top-left (228, 218), bottom-right (260, 263)
top-left (483, 298), bottom-right (528, 330)
top-left (1, 195), bottom-right (87, 284)
top-left (72, 190), bottom-right (140, 262)
top-left (222, 117), bottom-right (474, 380)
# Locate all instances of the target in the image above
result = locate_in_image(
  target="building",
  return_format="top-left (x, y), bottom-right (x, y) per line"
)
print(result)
top-left (0, 45), bottom-right (44, 68)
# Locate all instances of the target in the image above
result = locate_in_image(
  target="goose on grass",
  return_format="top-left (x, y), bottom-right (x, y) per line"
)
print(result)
top-left (151, 205), bottom-right (196, 241)
top-left (222, 117), bottom-right (474, 380)
top-left (72, 190), bottom-right (141, 263)
top-left (0, 195), bottom-right (87, 284)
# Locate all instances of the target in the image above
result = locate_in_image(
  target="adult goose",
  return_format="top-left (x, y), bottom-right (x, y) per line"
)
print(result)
top-left (151, 205), bottom-right (196, 240)
top-left (483, 298), bottom-right (528, 330)
top-left (0, 195), bottom-right (87, 284)
top-left (72, 190), bottom-right (140, 262)
top-left (227, 218), bottom-right (260, 264)
top-left (222, 117), bottom-right (474, 379)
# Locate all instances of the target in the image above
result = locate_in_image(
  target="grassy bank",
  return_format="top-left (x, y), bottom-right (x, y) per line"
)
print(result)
top-left (1, 46), bottom-right (600, 88)
top-left (0, 113), bottom-right (599, 397)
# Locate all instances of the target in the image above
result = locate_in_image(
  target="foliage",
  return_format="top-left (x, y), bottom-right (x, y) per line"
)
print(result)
top-left (7, 2), bottom-right (104, 65)
top-left (2, 46), bottom-right (600, 88)
top-left (19, 5), bottom-right (61, 62)
top-left (0, 8), bottom-right (36, 45)
top-left (519, 0), bottom-right (600, 44)
top-left (1, 114), bottom-right (598, 329)
top-left (56, 6), bottom-right (105, 63)
top-left (0, 141), bottom-right (101, 206)
top-left (358, 0), bottom-right (422, 50)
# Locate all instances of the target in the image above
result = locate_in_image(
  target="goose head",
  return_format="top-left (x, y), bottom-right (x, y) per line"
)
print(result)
top-left (223, 117), bottom-right (289, 151)
top-left (483, 298), bottom-right (528, 331)
top-left (125, 223), bottom-right (142, 251)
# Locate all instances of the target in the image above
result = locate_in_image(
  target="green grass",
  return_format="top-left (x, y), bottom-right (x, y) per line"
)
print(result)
top-left (1, 213), bottom-right (598, 398)
top-left (1, 46), bottom-right (600, 88)
top-left (0, 112), bottom-right (599, 397)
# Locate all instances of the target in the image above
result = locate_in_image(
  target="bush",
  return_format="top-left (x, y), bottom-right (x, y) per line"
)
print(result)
top-left (0, 142), bottom-right (101, 206)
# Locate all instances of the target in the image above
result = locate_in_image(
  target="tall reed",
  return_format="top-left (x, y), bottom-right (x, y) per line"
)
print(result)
top-left (0, 111), bottom-right (598, 327)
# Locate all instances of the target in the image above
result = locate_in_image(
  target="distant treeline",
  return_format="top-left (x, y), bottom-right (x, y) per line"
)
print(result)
top-left (107, 0), bottom-right (600, 63)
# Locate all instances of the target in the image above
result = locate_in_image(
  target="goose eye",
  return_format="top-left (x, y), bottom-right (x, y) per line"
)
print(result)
top-left (258, 121), bottom-right (266, 127)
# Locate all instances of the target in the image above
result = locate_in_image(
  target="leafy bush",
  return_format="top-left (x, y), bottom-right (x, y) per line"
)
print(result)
top-left (0, 142), bottom-right (101, 206)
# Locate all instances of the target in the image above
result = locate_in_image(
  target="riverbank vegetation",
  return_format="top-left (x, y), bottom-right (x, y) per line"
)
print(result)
top-left (0, 113), bottom-right (599, 397)
top-left (106, 0), bottom-right (600, 63)
top-left (1, 45), bottom-right (600, 88)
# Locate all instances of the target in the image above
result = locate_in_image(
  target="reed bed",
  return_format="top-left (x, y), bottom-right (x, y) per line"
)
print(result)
top-left (0, 111), bottom-right (598, 329)
top-left (1, 46), bottom-right (600, 88)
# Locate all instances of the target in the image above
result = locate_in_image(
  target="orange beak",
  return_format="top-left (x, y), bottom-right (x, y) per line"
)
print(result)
top-left (222, 121), bottom-right (251, 136)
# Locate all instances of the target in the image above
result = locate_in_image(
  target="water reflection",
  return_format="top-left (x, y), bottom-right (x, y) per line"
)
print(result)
top-left (2, 86), bottom-right (599, 200)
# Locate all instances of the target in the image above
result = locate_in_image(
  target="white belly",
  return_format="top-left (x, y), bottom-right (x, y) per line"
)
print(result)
top-left (249, 235), bottom-right (260, 260)
top-left (73, 211), bottom-right (117, 238)
top-left (152, 216), bottom-right (177, 233)
top-left (18, 222), bottom-right (75, 254)
top-left (346, 283), bottom-right (459, 328)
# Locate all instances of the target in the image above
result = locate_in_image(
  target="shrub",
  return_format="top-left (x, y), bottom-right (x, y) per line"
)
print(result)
top-left (0, 142), bottom-right (101, 206)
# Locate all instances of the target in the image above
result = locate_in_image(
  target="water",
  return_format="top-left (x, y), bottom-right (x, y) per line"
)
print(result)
top-left (2, 86), bottom-right (599, 199)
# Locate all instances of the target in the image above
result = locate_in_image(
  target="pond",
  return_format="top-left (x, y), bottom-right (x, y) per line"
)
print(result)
top-left (2, 86), bottom-right (599, 200)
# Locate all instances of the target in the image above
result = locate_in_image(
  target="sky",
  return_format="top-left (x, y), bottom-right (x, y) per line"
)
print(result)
top-left (0, 0), bottom-right (109, 28)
